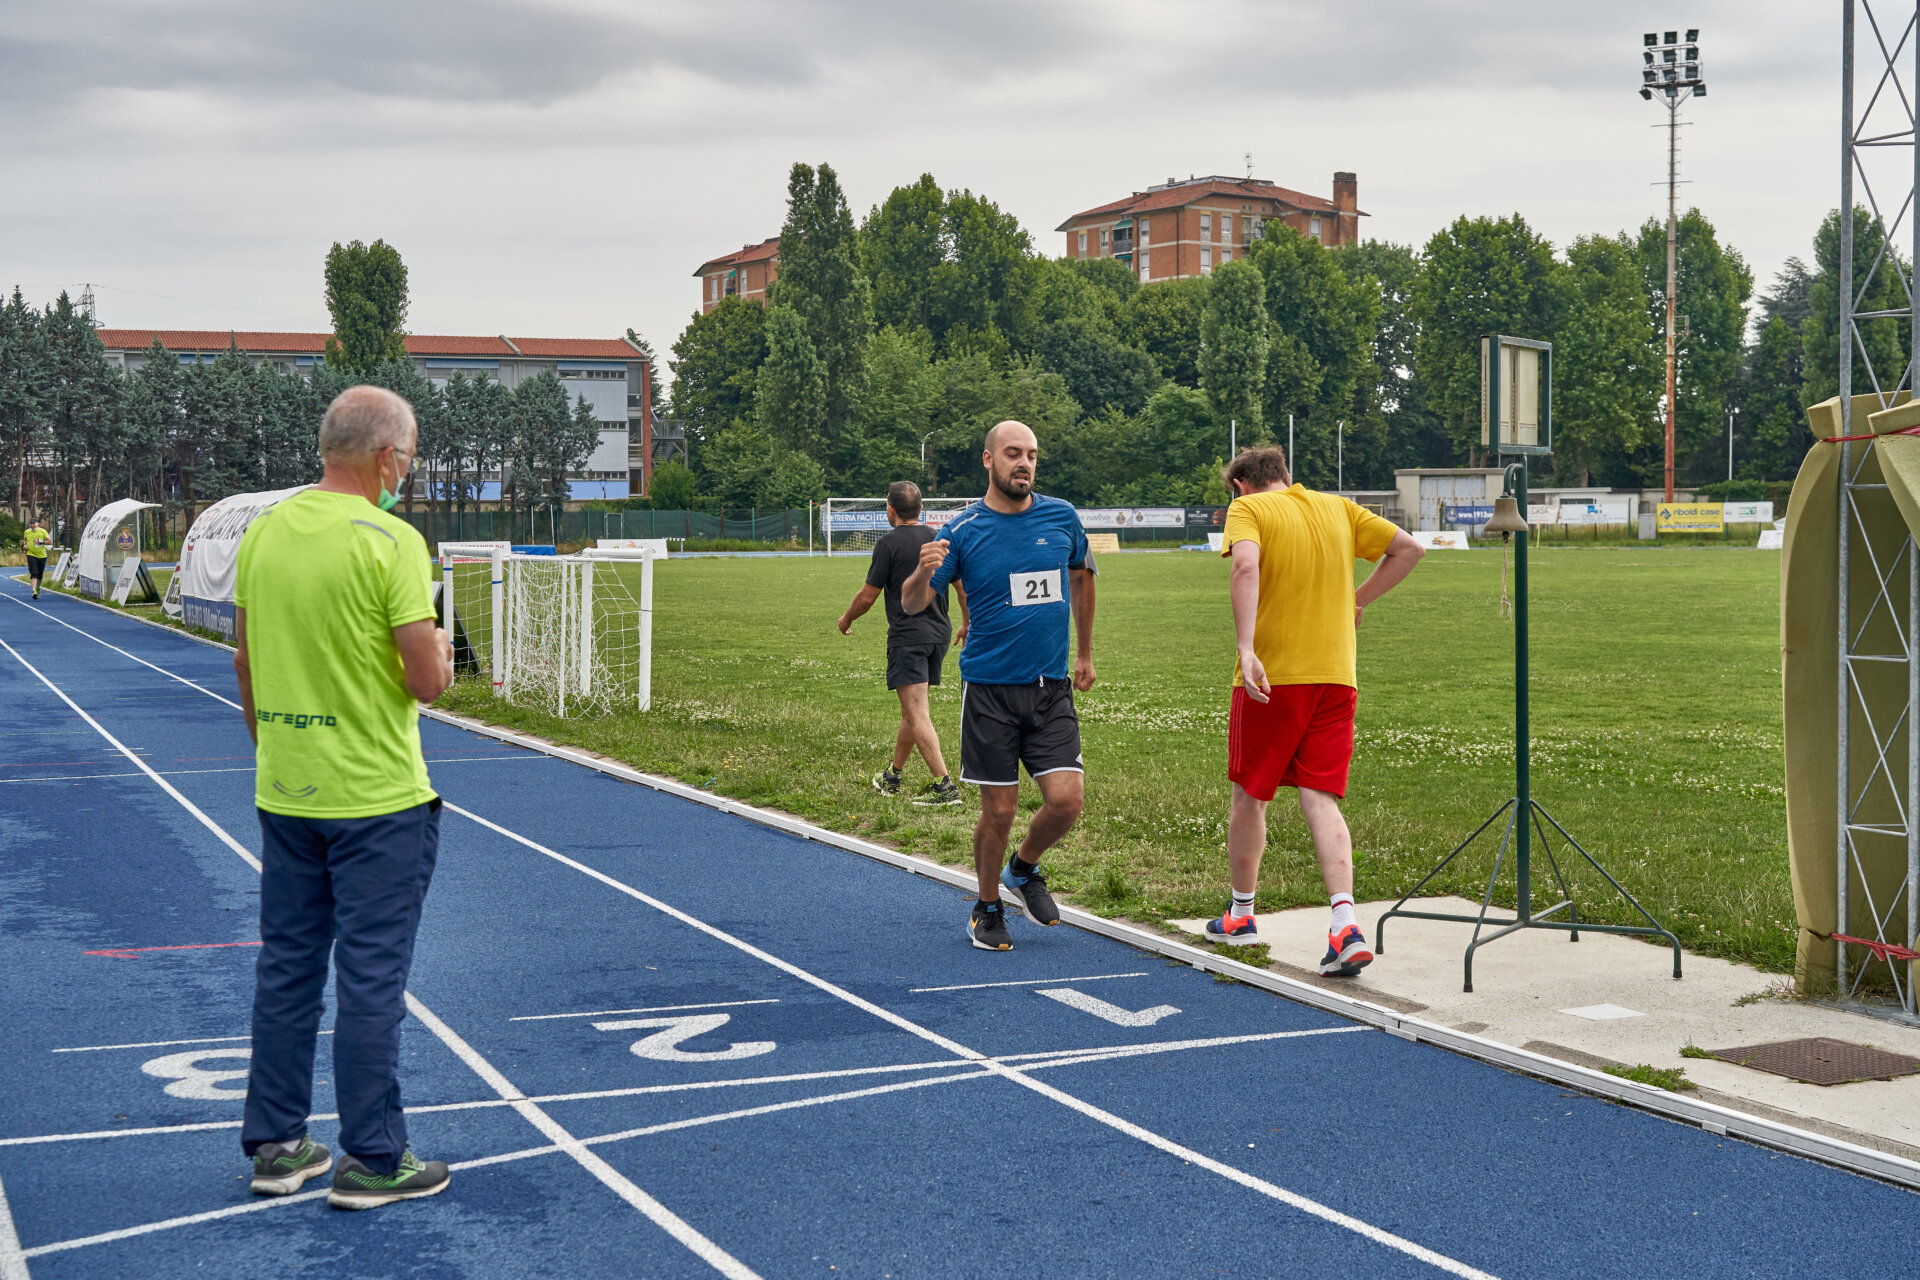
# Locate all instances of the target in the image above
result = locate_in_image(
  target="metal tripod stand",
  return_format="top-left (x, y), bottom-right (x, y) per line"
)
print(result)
top-left (1375, 455), bottom-right (1683, 992)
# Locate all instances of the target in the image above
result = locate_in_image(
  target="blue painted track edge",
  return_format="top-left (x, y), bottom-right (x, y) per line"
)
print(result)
top-left (19, 574), bottom-right (1920, 1194)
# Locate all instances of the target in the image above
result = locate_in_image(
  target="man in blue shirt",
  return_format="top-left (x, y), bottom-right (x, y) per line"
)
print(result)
top-left (902, 420), bottom-right (1096, 951)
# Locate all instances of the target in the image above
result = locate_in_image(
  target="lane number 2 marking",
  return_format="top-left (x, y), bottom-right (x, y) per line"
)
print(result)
top-left (592, 1014), bottom-right (776, 1063)
top-left (1010, 569), bottom-right (1063, 607)
top-left (141, 1048), bottom-right (253, 1099)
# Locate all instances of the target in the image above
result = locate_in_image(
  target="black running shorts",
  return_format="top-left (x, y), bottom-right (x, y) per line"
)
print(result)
top-left (26, 557), bottom-right (44, 581)
top-left (886, 642), bottom-right (947, 690)
top-left (959, 679), bottom-right (1083, 787)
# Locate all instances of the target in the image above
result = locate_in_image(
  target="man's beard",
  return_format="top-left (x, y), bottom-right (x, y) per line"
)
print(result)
top-left (991, 466), bottom-right (1033, 500)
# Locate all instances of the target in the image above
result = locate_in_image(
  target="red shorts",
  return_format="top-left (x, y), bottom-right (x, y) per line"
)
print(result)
top-left (1227, 683), bottom-right (1357, 801)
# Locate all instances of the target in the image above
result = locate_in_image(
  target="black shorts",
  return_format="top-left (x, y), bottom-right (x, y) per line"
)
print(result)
top-left (887, 642), bottom-right (947, 690)
top-left (960, 680), bottom-right (1083, 787)
top-left (26, 557), bottom-right (44, 581)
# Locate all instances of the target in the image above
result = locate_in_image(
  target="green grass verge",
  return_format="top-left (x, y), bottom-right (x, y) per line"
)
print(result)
top-left (435, 546), bottom-right (1794, 973)
top-left (1602, 1063), bottom-right (1698, 1092)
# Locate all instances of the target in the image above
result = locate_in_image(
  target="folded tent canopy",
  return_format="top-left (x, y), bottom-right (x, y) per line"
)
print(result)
top-left (1783, 391), bottom-right (1920, 1006)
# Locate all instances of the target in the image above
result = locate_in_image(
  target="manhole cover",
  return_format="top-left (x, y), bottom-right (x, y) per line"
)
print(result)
top-left (1708, 1037), bottom-right (1920, 1086)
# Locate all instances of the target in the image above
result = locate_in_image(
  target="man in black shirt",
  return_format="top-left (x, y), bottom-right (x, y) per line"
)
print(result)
top-left (838, 481), bottom-right (965, 806)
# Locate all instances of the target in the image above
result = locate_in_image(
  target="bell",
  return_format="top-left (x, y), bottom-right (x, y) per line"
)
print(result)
top-left (1483, 495), bottom-right (1530, 540)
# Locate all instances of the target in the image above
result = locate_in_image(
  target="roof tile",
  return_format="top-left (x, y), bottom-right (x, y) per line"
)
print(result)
top-left (95, 330), bottom-right (645, 363)
top-left (1055, 178), bottom-right (1364, 231)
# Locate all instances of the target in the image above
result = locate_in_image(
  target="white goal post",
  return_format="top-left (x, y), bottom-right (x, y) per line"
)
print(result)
top-left (438, 542), bottom-right (655, 716)
top-left (820, 496), bottom-right (975, 555)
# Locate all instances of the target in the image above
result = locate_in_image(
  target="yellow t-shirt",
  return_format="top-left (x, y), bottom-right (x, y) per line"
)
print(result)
top-left (23, 528), bottom-right (50, 560)
top-left (1221, 485), bottom-right (1399, 689)
top-left (234, 489), bottom-right (438, 818)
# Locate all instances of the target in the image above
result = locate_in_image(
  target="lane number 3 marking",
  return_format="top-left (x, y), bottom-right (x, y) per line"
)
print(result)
top-left (592, 1014), bottom-right (776, 1062)
top-left (1010, 569), bottom-right (1062, 607)
top-left (141, 1048), bottom-right (253, 1099)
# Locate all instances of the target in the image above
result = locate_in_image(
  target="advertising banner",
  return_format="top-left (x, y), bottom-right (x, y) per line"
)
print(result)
top-left (1656, 502), bottom-right (1724, 533)
top-left (1443, 504), bottom-right (1495, 525)
top-left (1558, 501), bottom-right (1633, 525)
top-left (77, 498), bottom-right (158, 598)
top-left (822, 508), bottom-right (963, 532)
top-left (1412, 531), bottom-right (1471, 550)
top-left (177, 486), bottom-right (308, 639)
top-left (1077, 507), bottom-right (1185, 530)
top-left (1722, 501), bottom-right (1775, 524)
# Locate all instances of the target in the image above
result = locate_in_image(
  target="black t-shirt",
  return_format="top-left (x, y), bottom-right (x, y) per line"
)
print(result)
top-left (866, 523), bottom-right (951, 649)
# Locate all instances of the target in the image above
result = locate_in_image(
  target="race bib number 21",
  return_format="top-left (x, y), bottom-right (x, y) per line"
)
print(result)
top-left (1010, 569), bottom-right (1063, 607)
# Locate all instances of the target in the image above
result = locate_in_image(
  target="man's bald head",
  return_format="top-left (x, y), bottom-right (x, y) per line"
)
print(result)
top-left (982, 419), bottom-right (1039, 505)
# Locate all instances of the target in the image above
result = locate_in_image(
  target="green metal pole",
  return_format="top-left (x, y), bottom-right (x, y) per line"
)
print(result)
top-left (1514, 457), bottom-right (1532, 923)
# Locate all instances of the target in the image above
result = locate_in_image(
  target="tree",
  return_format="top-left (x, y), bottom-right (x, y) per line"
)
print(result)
top-left (1413, 214), bottom-right (1562, 464)
top-left (1251, 226), bottom-right (1379, 486)
top-left (850, 326), bottom-right (940, 493)
top-left (505, 370), bottom-right (582, 515)
top-left (860, 177), bottom-right (1036, 353)
top-left (0, 288), bottom-right (45, 518)
top-left (1026, 257), bottom-right (1154, 418)
top-left (669, 297), bottom-right (768, 461)
top-left (1804, 205), bottom-right (1909, 407)
top-left (323, 239), bottom-right (409, 374)
top-left (700, 420), bottom-right (776, 508)
top-left (645, 460), bottom-right (700, 509)
top-left (1555, 233), bottom-right (1661, 485)
top-left (755, 305), bottom-right (827, 456)
top-left (1125, 277), bottom-right (1208, 387)
top-left (123, 338), bottom-right (183, 517)
top-left (770, 162), bottom-right (872, 463)
top-left (1744, 315), bottom-right (1811, 480)
top-left (759, 449), bottom-right (827, 508)
top-left (862, 174), bottom-right (948, 336)
top-left (1198, 260), bottom-right (1266, 440)
top-left (624, 328), bottom-right (666, 416)
top-left (40, 293), bottom-right (123, 536)
top-left (1636, 209), bottom-right (1752, 483)
top-left (1339, 240), bottom-right (1450, 471)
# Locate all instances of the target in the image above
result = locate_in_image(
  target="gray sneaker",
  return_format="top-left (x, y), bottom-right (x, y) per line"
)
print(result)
top-left (251, 1136), bottom-right (332, 1196)
top-left (327, 1149), bottom-right (450, 1210)
top-left (911, 776), bottom-right (962, 807)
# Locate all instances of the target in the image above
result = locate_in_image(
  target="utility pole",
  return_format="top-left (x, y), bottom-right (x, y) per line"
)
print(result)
top-left (1640, 30), bottom-right (1705, 503)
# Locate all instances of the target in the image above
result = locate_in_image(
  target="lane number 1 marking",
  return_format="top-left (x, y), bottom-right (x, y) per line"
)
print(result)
top-left (593, 1014), bottom-right (776, 1063)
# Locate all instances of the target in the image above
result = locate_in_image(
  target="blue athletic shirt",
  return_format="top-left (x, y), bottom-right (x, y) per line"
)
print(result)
top-left (929, 495), bottom-right (1089, 684)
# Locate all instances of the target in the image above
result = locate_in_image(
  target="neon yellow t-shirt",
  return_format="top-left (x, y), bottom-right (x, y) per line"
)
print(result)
top-left (234, 489), bottom-right (438, 818)
top-left (1221, 485), bottom-right (1399, 689)
top-left (23, 528), bottom-right (50, 560)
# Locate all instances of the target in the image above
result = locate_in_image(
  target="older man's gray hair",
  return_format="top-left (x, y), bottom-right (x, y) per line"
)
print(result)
top-left (318, 385), bottom-right (416, 459)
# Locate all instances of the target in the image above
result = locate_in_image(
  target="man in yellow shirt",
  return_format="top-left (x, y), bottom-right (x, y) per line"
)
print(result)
top-left (232, 385), bottom-right (455, 1209)
top-left (22, 518), bottom-right (50, 598)
top-left (1208, 447), bottom-right (1424, 977)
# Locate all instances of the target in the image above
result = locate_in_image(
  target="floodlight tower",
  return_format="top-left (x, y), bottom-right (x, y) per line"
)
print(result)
top-left (1641, 29), bottom-right (1705, 503)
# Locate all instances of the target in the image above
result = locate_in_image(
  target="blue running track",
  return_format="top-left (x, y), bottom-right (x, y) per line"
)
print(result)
top-left (0, 573), bottom-right (1914, 1279)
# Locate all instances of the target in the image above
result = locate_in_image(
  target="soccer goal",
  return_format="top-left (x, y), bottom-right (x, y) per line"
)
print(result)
top-left (820, 496), bottom-right (975, 555)
top-left (438, 542), bottom-right (655, 716)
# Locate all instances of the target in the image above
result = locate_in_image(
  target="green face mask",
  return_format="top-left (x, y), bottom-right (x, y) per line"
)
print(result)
top-left (377, 487), bottom-right (400, 512)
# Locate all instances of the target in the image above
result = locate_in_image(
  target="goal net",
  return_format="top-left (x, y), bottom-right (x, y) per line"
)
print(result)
top-left (438, 543), bottom-right (654, 716)
top-left (821, 496), bottom-right (976, 555)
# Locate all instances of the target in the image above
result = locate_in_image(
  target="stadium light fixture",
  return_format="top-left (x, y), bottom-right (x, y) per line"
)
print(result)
top-left (1640, 28), bottom-right (1705, 502)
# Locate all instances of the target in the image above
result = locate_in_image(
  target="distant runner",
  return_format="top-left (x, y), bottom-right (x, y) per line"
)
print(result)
top-left (22, 518), bottom-right (50, 598)
top-left (837, 480), bottom-right (965, 807)
top-left (1210, 446), bottom-right (1424, 977)
top-left (901, 421), bottom-right (1095, 951)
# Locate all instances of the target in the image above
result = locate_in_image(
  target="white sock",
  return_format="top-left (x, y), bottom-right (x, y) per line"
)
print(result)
top-left (1329, 893), bottom-right (1356, 933)
top-left (1229, 890), bottom-right (1256, 921)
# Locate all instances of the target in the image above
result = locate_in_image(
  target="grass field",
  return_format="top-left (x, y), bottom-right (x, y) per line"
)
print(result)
top-left (431, 545), bottom-right (1792, 974)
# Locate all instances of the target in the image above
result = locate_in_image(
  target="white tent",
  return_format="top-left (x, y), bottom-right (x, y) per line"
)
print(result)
top-left (164, 486), bottom-right (308, 637)
top-left (77, 498), bottom-right (158, 598)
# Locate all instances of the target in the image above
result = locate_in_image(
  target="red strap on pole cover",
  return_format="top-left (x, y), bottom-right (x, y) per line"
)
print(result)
top-left (1833, 933), bottom-right (1920, 963)
top-left (1821, 424), bottom-right (1920, 443)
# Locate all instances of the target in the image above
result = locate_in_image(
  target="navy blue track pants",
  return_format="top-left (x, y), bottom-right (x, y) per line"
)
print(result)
top-left (240, 798), bottom-right (440, 1174)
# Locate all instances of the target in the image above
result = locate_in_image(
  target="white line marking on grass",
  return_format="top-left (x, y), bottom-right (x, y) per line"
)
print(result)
top-left (511, 999), bottom-right (780, 1022)
top-left (0, 639), bottom-right (761, 1280)
top-left (0, 1166), bottom-right (29, 1280)
top-left (13, 602), bottom-right (1494, 1278)
top-left (443, 801), bottom-right (1499, 1280)
top-left (910, 972), bottom-right (1148, 992)
top-left (1, 1025), bottom-right (1371, 1150)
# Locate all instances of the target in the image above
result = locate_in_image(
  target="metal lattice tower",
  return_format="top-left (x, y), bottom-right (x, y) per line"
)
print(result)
top-left (1838, 0), bottom-right (1920, 1020)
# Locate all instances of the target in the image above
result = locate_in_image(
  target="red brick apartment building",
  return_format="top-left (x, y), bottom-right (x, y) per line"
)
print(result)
top-left (1058, 172), bottom-right (1363, 281)
top-left (695, 237), bottom-right (781, 311)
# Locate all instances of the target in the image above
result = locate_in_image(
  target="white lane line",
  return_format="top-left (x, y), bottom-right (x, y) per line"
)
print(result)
top-left (404, 996), bottom-right (760, 1280)
top-left (54, 1031), bottom-right (334, 1054)
top-left (1034, 988), bottom-right (1181, 1027)
top-left (445, 801), bottom-right (1498, 1280)
top-left (511, 999), bottom-right (781, 1022)
top-left (0, 594), bottom-right (243, 709)
top-left (0, 1167), bottom-right (28, 1280)
top-left (12, 605), bottom-right (1492, 1280)
top-left (910, 971), bottom-right (1148, 993)
top-left (1, 1025), bottom-right (1370, 1149)
top-left (0, 638), bottom-right (760, 1280)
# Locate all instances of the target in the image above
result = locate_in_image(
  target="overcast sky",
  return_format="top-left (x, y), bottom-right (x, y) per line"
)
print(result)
top-left (0, 2), bottom-right (1872, 377)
